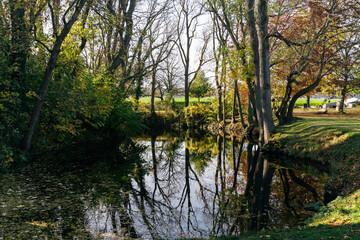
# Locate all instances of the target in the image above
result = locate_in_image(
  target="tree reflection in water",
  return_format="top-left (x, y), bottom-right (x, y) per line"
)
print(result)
top-left (0, 132), bottom-right (327, 239)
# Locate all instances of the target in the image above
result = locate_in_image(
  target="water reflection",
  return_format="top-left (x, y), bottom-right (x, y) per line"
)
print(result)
top-left (0, 133), bottom-right (327, 239)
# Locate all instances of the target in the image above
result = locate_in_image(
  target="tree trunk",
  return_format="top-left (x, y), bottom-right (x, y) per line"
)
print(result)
top-left (245, 76), bottom-right (256, 125)
top-left (150, 69), bottom-right (157, 125)
top-left (339, 77), bottom-right (348, 114)
top-left (257, 0), bottom-right (275, 143)
top-left (106, 0), bottom-right (136, 76)
top-left (287, 75), bottom-right (323, 121)
top-left (184, 64), bottom-right (190, 108)
top-left (213, 38), bottom-right (222, 123)
top-left (246, 0), bottom-right (264, 143)
top-left (21, 0), bottom-right (87, 154)
top-left (235, 80), bottom-right (247, 129)
top-left (232, 85), bottom-right (236, 124)
top-left (222, 84), bottom-right (226, 129)
top-left (306, 95), bottom-right (311, 109)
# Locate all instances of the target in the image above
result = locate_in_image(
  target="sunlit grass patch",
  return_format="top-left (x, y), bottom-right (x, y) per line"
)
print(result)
top-left (294, 98), bottom-right (339, 107)
top-left (270, 115), bottom-right (360, 193)
top-left (307, 189), bottom-right (360, 227)
top-left (138, 96), bottom-right (214, 104)
top-left (273, 116), bottom-right (360, 158)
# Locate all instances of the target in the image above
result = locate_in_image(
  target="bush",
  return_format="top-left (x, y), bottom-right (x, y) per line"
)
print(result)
top-left (185, 102), bottom-right (216, 127)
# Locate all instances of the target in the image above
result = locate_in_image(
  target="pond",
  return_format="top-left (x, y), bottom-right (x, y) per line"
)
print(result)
top-left (0, 132), bottom-right (329, 239)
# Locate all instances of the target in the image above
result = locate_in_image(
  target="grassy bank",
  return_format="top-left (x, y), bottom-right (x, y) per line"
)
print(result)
top-left (213, 189), bottom-right (360, 240)
top-left (271, 108), bottom-right (360, 194)
top-left (209, 109), bottom-right (360, 240)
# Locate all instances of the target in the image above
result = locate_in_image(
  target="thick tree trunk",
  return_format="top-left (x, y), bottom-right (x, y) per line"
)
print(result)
top-left (339, 78), bottom-right (348, 114)
top-left (246, 0), bottom-right (264, 143)
top-left (21, 0), bottom-right (87, 154)
top-left (287, 75), bottom-right (323, 121)
top-left (275, 77), bottom-right (293, 125)
top-left (257, 0), bottom-right (275, 143)
top-left (306, 95), bottom-right (311, 109)
top-left (106, 0), bottom-right (136, 75)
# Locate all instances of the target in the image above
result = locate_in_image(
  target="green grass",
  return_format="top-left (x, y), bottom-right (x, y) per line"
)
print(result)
top-left (308, 189), bottom-right (360, 227)
top-left (294, 98), bottom-right (339, 107)
top-left (270, 114), bottom-right (360, 193)
top-left (214, 190), bottom-right (360, 240)
top-left (219, 114), bottom-right (360, 240)
top-left (197, 117), bottom-right (360, 239)
top-left (139, 96), bottom-right (214, 104)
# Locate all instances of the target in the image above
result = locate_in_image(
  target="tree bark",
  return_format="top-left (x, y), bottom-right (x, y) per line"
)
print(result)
top-left (106, 0), bottom-right (136, 76)
top-left (257, 0), bottom-right (275, 143)
top-left (306, 95), bottom-right (311, 109)
top-left (232, 85), bottom-right (236, 124)
top-left (222, 84), bottom-right (226, 129)
top-left (287, 72), bottom-right (324, 121)
top-left (235, 80), bottom-right (247, 129)
top-left (246, 0), bottom-right (264, 143)
top-left (213, 23), bottom-right (222, 123)
top-left (150, 68), bottom-right (157, 125)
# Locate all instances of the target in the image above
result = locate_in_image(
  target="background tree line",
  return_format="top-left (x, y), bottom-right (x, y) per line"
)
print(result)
top-left (0, 0), bottom-right (359, 167)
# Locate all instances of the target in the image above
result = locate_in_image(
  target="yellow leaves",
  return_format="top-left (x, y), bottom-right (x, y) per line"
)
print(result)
top-left (26, 221), bottom-right (56, 228)
top-left (26, 90), bottom-right (38, 98)
top-left (54, 124), bottom-right (79, 135)
top-left (0, 91), bottom-right (19, 102)
top-left (101, 233), bottom-right (121, 238)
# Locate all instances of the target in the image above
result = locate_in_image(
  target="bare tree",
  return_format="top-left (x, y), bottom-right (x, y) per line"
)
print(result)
top-left (174, 0), bottom-right (210, 108)
top-left (157, 56), bottom-right (182, 99)
top-left (149, 12), bottom-right (176, 124)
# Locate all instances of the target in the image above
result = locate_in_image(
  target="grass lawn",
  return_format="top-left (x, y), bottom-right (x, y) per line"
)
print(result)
top-left (294, 98), bottom-right (339, 107)
top-left (271, 108), bottom-right (360, 193)
top-left (139, 96), bottom-right (214, 104)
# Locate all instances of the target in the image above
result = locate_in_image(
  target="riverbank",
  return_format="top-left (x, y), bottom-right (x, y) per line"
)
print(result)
top-left (269, 109), bottom-right (360, 194)
top-left (207, 109), bottom-right (360, 239)
top-left (232, 109), bottom-right (360, 239)
top-left (213, 189), bottom-right (360, 240)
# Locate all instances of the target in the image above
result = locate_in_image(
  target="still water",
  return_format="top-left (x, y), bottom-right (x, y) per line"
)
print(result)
top-left (0, 132), bottom-right (328, 239)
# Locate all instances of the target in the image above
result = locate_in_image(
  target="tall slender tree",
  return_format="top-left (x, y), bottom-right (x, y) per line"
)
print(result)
top-left (22, 0), bottom-right (88, 153)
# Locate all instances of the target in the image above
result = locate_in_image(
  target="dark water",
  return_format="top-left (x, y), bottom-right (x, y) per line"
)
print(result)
top-left (0, 132), bottom-right (328, 239)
